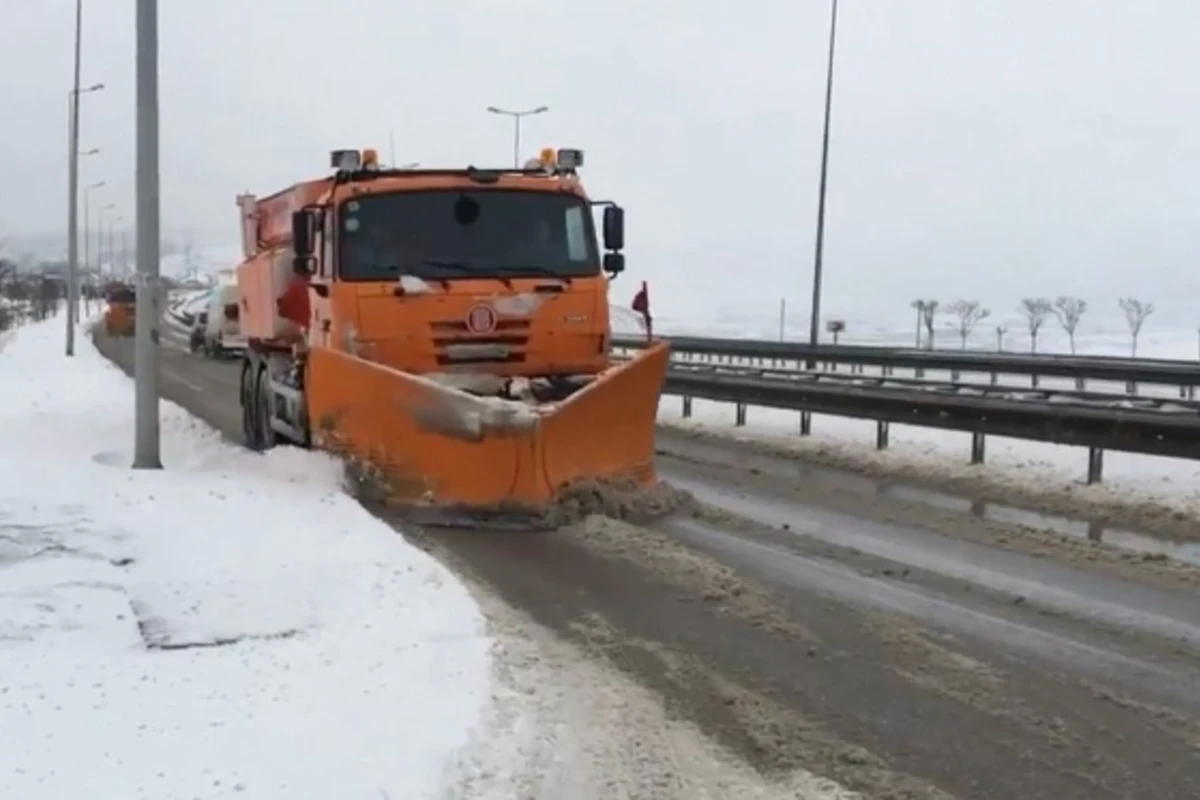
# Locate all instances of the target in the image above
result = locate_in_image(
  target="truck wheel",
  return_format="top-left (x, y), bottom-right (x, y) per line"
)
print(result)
top-left (256, 365), bottom-right (278, 450)
top-left (240, 360), bottom-right (261, 449)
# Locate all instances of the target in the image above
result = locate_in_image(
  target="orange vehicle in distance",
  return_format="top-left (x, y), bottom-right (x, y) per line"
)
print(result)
top-left (103, 281), bottom-right (136, 337)
top-left (236, 146), bottom-right (669, 524)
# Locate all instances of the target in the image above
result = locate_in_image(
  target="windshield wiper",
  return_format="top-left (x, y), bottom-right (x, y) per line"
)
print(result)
top-left (491, 264), bottom-right (573, 284)
top-left (375, 260), bottom-right (476, 291)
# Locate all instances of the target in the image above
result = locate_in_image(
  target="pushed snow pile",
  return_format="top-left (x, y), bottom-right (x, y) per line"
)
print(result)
top-left (0, 315), bottom-right (491, 798)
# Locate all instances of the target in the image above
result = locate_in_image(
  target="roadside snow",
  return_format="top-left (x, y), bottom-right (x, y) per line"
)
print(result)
top-left (0, 315), bottom-right (491, 799)
top-left (658, 398), bottom-right (1200, 525)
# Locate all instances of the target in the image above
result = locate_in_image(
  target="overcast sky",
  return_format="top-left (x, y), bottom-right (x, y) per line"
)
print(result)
top-left (3, 1), bottom-right (1200, 330)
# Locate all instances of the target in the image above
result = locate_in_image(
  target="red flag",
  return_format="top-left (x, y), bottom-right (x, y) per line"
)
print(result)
top-left (276, 273), bottom-right (311, 328)
top-left (631, 280), bottom-right (652, 340)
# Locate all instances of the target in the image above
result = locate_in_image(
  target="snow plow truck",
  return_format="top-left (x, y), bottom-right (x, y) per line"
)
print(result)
top-left (236, 146), bottom-right (669, 525)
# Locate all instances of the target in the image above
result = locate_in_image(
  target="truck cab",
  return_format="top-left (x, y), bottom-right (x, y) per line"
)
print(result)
top-left (282, 147), bottom-right (626, 382)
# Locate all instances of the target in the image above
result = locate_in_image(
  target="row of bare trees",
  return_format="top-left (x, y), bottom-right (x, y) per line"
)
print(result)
top-left (1, 262), bottom-right (65, 325)
top-left (909, 296), bottom-right (1156, 356)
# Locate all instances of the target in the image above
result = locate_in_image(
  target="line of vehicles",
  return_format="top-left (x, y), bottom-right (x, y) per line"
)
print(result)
top-left (182, 282), bottom-right (247, 358)
top-left (133, 144), bottom-right (667, 527)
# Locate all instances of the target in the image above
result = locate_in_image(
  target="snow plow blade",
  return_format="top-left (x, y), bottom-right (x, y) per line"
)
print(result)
top-left (305, 342), bottom-right (670, 526)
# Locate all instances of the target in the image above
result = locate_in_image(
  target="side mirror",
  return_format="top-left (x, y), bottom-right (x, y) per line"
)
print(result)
top-left (603, 252), bottom-right (625, 276)
top-left (292, 210), bottom-right (313, 259)
top-left (602, 205), bottom-right (625, 251)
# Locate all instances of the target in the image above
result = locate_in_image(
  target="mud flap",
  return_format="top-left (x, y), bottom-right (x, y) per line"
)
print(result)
top-left (304, 342), bottom-right (670, 517)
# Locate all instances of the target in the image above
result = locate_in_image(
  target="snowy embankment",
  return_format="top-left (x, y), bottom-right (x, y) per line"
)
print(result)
top-left (659, 399), bottom-right (1200, 535)
top-left (0, 315), bottom-right (491, 798)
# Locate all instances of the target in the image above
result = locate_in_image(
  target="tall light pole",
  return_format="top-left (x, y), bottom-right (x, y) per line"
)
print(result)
top-left (83, 181), bottom-right (105, 279)
top-left (134, 0), bottom-right (162, 469)
top-left (486, 105), bottom-right (549, 167)
top-left (97, 202), bottom-right (116, 273)
top-left (107, 215), bottom-right (122, 276)
top-left (807, 0), bottom-right (839, 357)
top-left (65, 0), bottom-right (105, 355)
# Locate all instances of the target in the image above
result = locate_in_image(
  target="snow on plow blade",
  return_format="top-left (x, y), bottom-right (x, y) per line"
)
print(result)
top-left (305, 342), bottom-right (670, 524)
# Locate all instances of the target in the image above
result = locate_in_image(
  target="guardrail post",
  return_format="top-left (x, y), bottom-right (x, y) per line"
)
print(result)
top-left (1074, 377), bottom-right (1085, 391)
top-left (990, 372), bottom-right (998, 386)
top-left (681, 396), bottom-right (693, 418)
top-left (875, 420), bottom-right (890, 450)
top-left (950, 369), bottom-right (960, 382)
top-left (970, 432), bottom-right (985, 464)
top-left (1031, 374), bottom-right (1039, 388)
top-left (882, 365), bottom-right (893, 377)
top-left (1125, 380), bottom-right (1137, 395)
top-left (1086, 447), bottom-right (1104, 484)
top-left (735, 403), bottom-right (747, 426)
top-left (799, 411), bottom-right (812, 435)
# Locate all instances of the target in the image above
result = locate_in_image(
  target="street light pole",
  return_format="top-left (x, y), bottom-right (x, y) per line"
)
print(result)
top-left (107, 216), bottom-right (121, 276)
top-left (486, 105), bottom-right (549, 167)
top-left (83, 181), bottom-right (105, 286)
top-left (66, 0), bottom-right (84, 355)
top-left (807, 0), bottom-right (839, 356)
top-left (97, 202), bottom-right (115, 274)
top-left (133, 0), bottom-right (162, 469)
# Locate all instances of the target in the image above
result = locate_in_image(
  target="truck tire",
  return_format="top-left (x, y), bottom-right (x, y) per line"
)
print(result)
top-left (256, 365), bottom-right (278, 450)
top-left (240, 359), bottom-right (261, 449)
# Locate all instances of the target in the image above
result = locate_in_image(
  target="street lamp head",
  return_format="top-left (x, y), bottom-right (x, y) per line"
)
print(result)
top-left (102, 203), bottom-right (116, 211)
top-left (486, 106), bottom-right (502, 114)
top-left (81, 148), bottom-right (100, 156)
top-left (88, 181), bottom-right (105, 190)
top-left (86, 83), bottom-right (105, 92)
top-left (531, 105), bottom-right (549, 114)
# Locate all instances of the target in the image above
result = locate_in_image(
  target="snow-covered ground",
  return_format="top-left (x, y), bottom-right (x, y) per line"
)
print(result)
top-left (659, 397), bottom-right (1200, 528)
top-left (0, 315), bottom-right (493, 798)
top-left (1, 312), bottom-right (859, 799)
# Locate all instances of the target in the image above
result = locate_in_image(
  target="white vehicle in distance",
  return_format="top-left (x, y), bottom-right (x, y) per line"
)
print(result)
top-left (197, 283), bottom-right (245, 358)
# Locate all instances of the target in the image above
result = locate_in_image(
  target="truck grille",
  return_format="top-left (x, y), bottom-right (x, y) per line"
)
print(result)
top-left (430, 319), bottom-right (530, 365)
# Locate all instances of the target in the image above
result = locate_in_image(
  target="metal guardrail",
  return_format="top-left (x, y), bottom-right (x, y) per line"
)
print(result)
top-left (660, 367), bottom-right (1200, 484)
top-left (664, 362), bottom-right (1200, 414)
top-left (613, 334), bottom-right (1200, 388)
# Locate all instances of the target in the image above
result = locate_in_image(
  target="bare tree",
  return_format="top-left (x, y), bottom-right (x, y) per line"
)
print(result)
top-left (909, 299), bottom-right (925, 347)
top-left (181, 233), bottom-right (197, 278)
top-left (945, 299), bottom-right (990, 348)
top-left (920, 299), bottom-right (939, 349)
top-left (995, 323), bottom-right (1008, 351)
top-left (1052, 296), bottom-right (1087, 354)
top-left (1018, 297), bottom-right (1053, 353)
top-left (1118, 298), bottom-right (1155, 357)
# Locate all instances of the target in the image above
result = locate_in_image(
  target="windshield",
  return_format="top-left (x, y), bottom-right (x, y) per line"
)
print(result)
top-left (337, 189), bottom-right (600, 281)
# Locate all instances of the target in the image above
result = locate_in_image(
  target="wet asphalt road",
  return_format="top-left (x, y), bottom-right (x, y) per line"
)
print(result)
top-left (94, 323), bottom-right (1200, 799)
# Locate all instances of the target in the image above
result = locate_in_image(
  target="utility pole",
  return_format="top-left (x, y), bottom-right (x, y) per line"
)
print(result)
top-left (97, 202), bottom-right (115, 274)
top-left (807, 0), bottom-right (839, 363)
top-left (133, 0), bottom-right (162, 469)
top-left (486, 105), bottom-right (549, 167)
top-left (83, 181), bottom-right (104, 284)
top-left (65, 0), bottom-right (84, 356)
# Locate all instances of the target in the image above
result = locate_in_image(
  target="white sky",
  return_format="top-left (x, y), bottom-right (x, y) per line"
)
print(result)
top-left (3, 1), bottom-right (1200, 327)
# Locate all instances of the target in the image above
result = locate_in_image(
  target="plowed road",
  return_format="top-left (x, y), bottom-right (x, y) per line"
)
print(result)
top-left (95, 325), bottom-right (1200, 800)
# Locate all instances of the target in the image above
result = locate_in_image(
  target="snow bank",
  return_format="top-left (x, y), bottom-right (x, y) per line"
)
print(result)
top-left (659, 399), bottom-right (1200, 535)
top-left (0, 315), bottom-right (491, 798)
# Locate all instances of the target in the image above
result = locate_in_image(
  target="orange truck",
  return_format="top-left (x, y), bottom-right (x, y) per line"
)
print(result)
top-left (103, 281), bottom-right (136, 337)
top-left (235, 147), bottom-right (669, 524)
